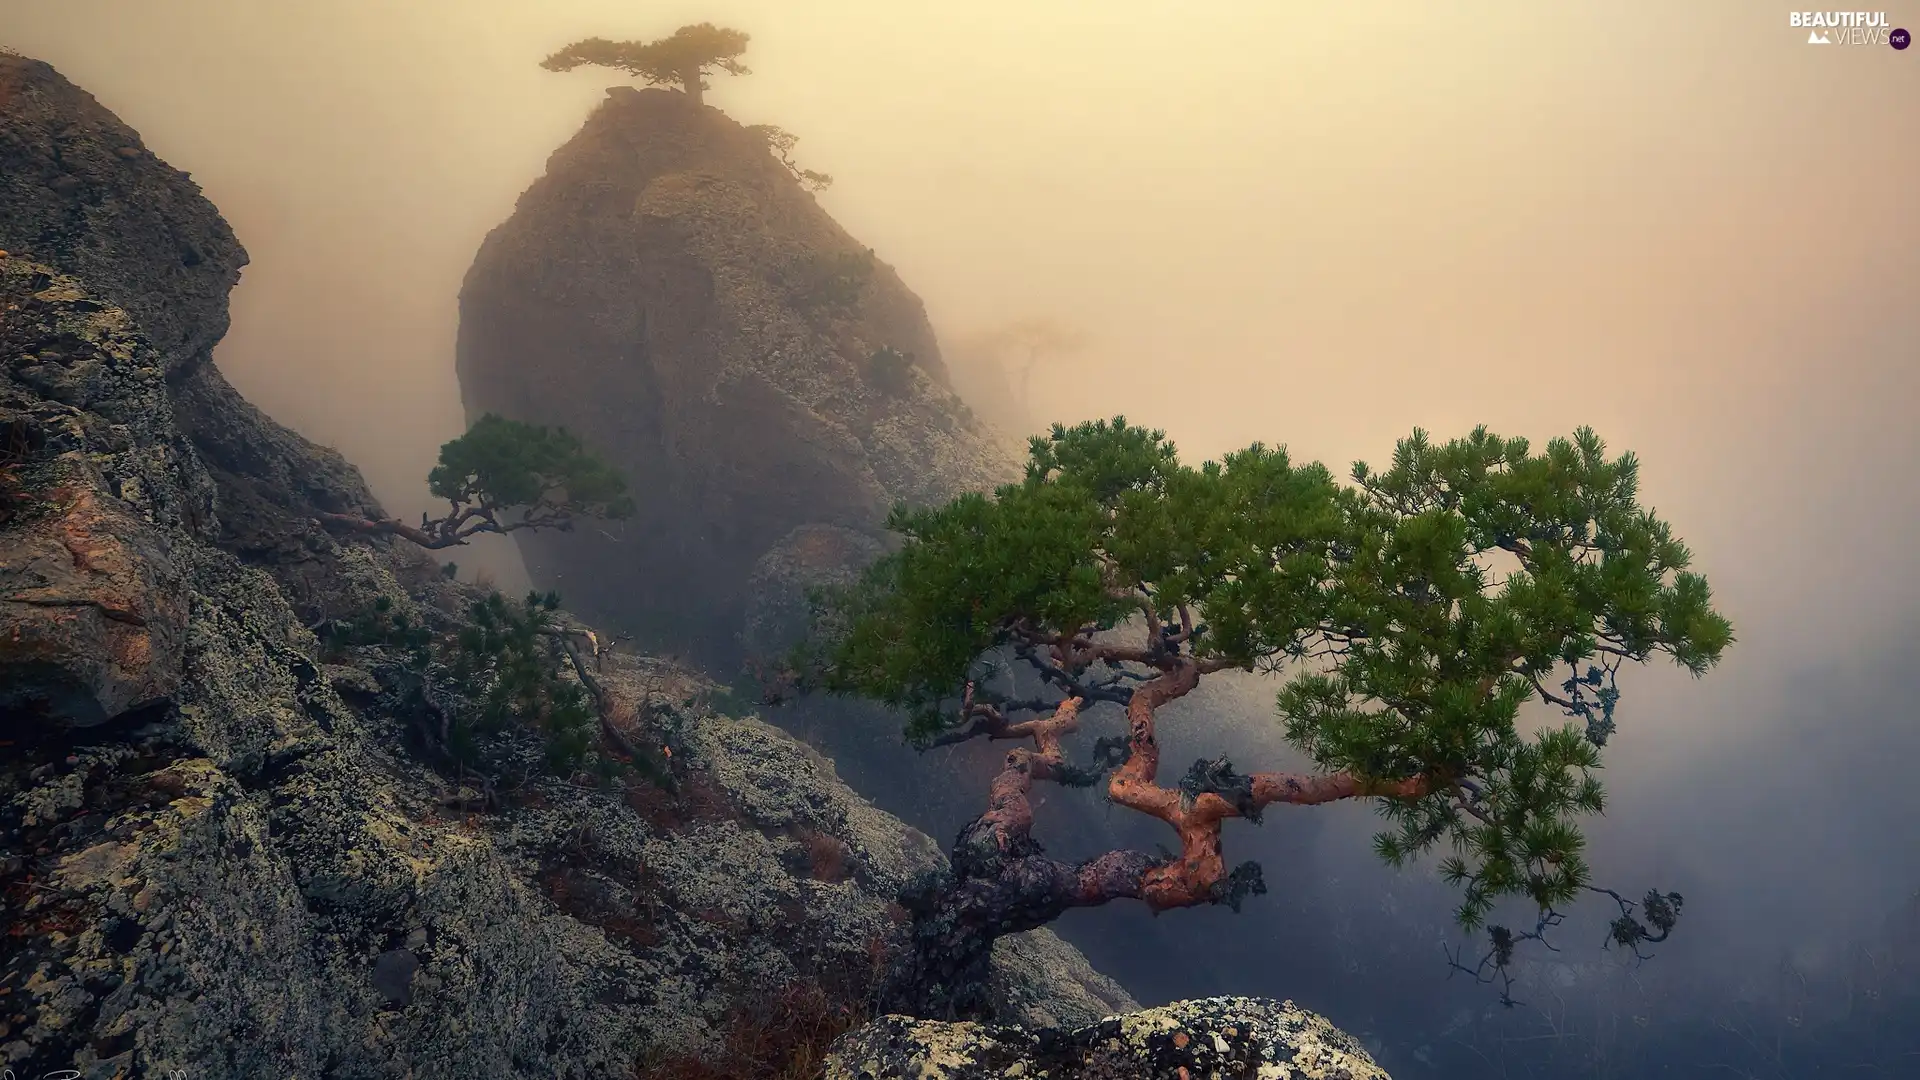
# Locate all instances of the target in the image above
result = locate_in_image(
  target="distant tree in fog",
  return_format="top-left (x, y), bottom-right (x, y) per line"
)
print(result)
top-left (793, 418), bottom-right (1733, 1020)
top-left (540, 22), bottom-right (750, 108)
top-left (746, 124), bottom-right (834, 192)
top-left (960, 317), bottom-right (1087, 416)
top-left (318, 413), bottom-right (632, 549)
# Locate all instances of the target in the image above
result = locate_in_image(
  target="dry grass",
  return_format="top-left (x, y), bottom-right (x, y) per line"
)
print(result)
top-left (624, 768), bottom-right (740, 832)
top-left (792, 824), bottom-right (851, 883)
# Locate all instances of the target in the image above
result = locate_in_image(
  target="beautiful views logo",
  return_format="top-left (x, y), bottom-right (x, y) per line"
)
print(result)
top-left (1790, 10), bottom-right (1897, 44)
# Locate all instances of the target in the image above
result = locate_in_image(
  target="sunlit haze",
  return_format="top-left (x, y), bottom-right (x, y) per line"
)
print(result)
top-left (8, 0), bottom-right (1917, 1065)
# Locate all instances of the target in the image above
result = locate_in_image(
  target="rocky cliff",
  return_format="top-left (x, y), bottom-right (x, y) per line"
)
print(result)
top-left (456, 86), bottom-right (1019, 666)
top-left (0, 54), bottom-right (1133, 1078)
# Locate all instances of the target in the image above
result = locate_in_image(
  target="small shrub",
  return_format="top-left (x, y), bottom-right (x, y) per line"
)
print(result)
top-left (624, 776), bottom-right (683, 830)
top-left (625, 767), bottom-right (740, 832)
top-left (544, 865), bottom-right (663, 949)
top-left (793, 824), bottom-right (852, 883)
top-left (449, 590), bottom-right (596, 774)
top-left (680, 770), bottom-right (741, 823)
top-left (317, 595), bottom-right (432, 665)
top-left (707, 680), bottom-right (755, 721)
top-left (866, 346), bottom-right (914, 396)
top-left (327, 589), bottom-right (662, 790)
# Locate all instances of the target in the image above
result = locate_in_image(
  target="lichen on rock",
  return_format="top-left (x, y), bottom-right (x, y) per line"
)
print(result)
top-left (0, 262), bottom-right (202, 727)
top-left (824, 996), bottom-right (1393, 1080)
top-left (0, 53), bottom-right (246, 376)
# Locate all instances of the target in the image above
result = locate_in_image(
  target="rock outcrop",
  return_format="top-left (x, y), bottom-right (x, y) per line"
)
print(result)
top-left (0, 54), bottom-right (1132, 1078)
top-left (823, 997), bottom-right (1392, 1080)
top-left (0, 262), bottom-right (201, 726)
top-left (0, 53), bottom-right (244, 377)
top-left (457, 86), bottom-right (1019, 665)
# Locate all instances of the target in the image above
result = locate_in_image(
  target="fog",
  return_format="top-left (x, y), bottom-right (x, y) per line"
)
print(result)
top-left (8, 0), bottom-right (1918, 1072)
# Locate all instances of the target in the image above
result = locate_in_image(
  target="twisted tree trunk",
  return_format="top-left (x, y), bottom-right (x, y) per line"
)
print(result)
top-left (883, 698), bottom-right (1159, 1018)
top-left (885, 663), bottom-right (1429, 1020)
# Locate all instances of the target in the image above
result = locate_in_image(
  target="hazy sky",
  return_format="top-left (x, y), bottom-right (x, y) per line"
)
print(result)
top-left (8, 0), bottom-right (1918, 1048)
top-left (8, 0), bottom-right (1912, 641)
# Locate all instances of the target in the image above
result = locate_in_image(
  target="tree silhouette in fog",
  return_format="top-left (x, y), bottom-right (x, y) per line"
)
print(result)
top-left (962, 317), bottom-right (1087, 417)
top-left (794, 418), bottom-right (1733, 1020)
top-left (541, 22), bottom-right (750, 108)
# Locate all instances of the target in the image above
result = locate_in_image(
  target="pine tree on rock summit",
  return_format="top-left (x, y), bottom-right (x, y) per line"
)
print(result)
top-left (541, 22), bottom-right (751, 107)
top-left (794, 417), bottom-right (1733, 1020)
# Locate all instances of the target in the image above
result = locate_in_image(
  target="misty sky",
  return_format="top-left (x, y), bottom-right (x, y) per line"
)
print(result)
top-left (8, 0), bottom-right (1919, 1032)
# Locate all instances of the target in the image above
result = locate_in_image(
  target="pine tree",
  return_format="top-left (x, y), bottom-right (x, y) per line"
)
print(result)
top-left (318, 414), bottom-right (632, 549)
top-left (797, 417), bottom-right (1733, 1019)
top-left (541, 23), bottom-right (751, 108)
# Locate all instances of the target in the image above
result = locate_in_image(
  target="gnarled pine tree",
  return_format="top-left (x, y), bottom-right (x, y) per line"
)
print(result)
top-left (798, 418), bottom-right (1732, 1019)
top-left (319, 413), bottom-right (632, 549)
top-left (540, 22), bottom-right (750, 108)
top-left (746, 124), bottom-right (834, 192)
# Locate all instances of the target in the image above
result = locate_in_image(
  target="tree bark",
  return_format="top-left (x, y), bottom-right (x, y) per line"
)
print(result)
top-left (888, 663), bottom-right (1432, 1020)
top-left (317, 509), bottom-right (560, 551)
top-left (888, 847), bottom-right (1158, 1020)
top-left (885, 698), bottom-right (1169, 1017)
top-left (554, 634), bottom-right (649, 767)
top-left (315, 511), bottom-right (454, 549)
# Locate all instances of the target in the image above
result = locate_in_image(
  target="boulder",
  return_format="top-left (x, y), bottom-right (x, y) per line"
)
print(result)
top-left (824, 996), bottom-right (1392, 1080)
